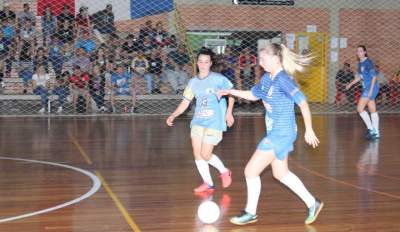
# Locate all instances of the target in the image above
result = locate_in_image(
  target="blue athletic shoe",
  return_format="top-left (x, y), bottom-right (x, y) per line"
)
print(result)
top-left (305, 198), bottom-right (324, 225)
top-left (371, 129), bottom-right (380, 140)
top-left (230, 210), bottom-right (258, 225)
top-left (365, 129), bottom-right (374, 140)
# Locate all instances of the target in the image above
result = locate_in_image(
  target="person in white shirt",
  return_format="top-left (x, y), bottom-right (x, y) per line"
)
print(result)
top-left (32, 64), bottom-right (50, 113)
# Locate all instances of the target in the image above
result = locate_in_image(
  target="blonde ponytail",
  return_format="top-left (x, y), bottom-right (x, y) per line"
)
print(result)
top-left (279, 44), bottom-right (313, 76)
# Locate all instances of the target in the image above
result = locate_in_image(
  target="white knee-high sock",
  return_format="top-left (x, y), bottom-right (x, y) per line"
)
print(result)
top-left (371, 112), bottom-right (379, 131)
top-left (359, 111), bottom-right (373, 130)
top-left (195, 160), bottom-right (213, 186)
top-left (244, 176), bottom-right (261, 215)
top-left (208, 154), bottom-right (228, 173)
top-left (280, 172), bottom-right (315, 208)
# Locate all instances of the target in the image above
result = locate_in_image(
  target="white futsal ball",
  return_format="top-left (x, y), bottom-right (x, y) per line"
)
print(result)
top-left (197, 200), bottom-right (220, 224)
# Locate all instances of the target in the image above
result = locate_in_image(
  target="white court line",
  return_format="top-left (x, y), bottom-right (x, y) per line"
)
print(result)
top-left (0, 156), bottom-right (101, 223)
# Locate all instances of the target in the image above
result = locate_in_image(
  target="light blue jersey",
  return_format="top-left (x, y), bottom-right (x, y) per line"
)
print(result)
top-left (251, 70), bottom-right (306, 159)
top-left (358, 58), bottom-right (379, 99)
top-left (183, 72), bottom-right (233, 131)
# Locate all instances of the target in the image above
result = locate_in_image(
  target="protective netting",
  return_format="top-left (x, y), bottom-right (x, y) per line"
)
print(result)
top-left (0, 0), bottom-right (399, 116)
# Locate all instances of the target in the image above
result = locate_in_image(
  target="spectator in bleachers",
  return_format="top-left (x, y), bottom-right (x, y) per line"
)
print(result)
top-left (131, 50), bottom-right (151, 94)
top-left (18, 3), bottom-right (35, 28)
top-left (166, 45), bottom-right (190, 93)
top-left (106, 33), bottom-right (121, 58)
top-left (57, 4), bottom-right (74, 29)
top-left (75, 6), bottom-right (92, 35)
top-left (33, 47), bottom-right (49, 73)
top-left (18, 41), bottom-right (33, 94)
top-left (238, 47), bottom-right (256, 90)
top-left (375, 65), bottom-right (390, 104)
top-left (2, 18), bottom-right (15, 42)
top-left (94, 46), bottom-right (108, 69)
top-left (221, 46), bottom-right (238, 87)
top-left (0, 3), bottom-right (16, 23)
top-left (57, 20), bottom-right (74, 45)
top-left (52, 72), bottom-right (70, 113)
top-left (111, 64), bottom-right (136, 113)
top-left (335, 62), bottom-right (355, 105)
top-left (69, 66), bottom-right (90, 113)
top-left (147, 49), bottom-right (163, 94)
top-left (140, 35), bottom-right (155, 56)
top-left (32, 64), bottom-right (51, 113)
top-left (110, 46), bottom-right (126, 70)
top-left (48, 35), bottom-right (64, 76)
top-left (0, 30), bottom-right (11, 86)
top-left (154, 21), bottom-right (169, 48)
top-left (138, 20), bottom-right (156, 44)
top-left (122, 34), bottom-right (139, 59)
top-left (19, 19), bottom-right (36, 47)
top-left (41, 6), bottom-right (57, 46)
top-left (164, 34), bottom-right (178, 53)
top-left (89, 64), bottom-right (106, 112)
top-left (92, 4), bottom-right (115, 36)
top-left (75, 30), bottom-right (96, 55)
top-left (72, 48), bottom-right (91, 73)
top-left (62, 42), bottom-right (74, 74)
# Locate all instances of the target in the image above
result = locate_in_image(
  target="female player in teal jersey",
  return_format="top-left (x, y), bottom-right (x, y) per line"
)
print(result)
top-left (166, 47), bottom-right (235, 193)
top-left (219, 43), bottom-right (323, 225)
top-left (346, 45), bottom-right (380, 139)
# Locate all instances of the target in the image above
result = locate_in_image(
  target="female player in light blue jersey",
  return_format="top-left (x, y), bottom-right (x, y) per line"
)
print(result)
top-left (166, 47), bottom-right (235, 193)
top-left (346, 45), bottom-right (380, 139)
top-left (219, 43), bottom-right (323, 225)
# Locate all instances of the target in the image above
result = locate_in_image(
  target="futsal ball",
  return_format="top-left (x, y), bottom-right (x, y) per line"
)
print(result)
top-left (197, 200), bottom-right (220, 224)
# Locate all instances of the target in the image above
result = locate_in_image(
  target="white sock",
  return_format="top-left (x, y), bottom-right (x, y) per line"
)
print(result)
top-left (195, 160), bottom-right (213, 186)
top-left (359, 111), bottom-right (373, 130)
top-left (208, 154), bottom-right (228, 173)
top-left (280, 172), bottom-right (315, 208)
top-left (371, 112), bottom-right (379, 132)
top-left (244, 176), bottom-right (261, 215)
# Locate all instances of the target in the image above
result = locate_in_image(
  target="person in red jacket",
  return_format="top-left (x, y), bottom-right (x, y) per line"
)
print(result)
top-left (69, 66), bottom-right (91, 112)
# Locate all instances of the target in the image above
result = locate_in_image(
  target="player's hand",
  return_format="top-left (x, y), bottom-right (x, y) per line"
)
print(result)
top-left (305, 129), bottom-right (320, 148)
top-left (226, 113), bottom-right (234, 127)
top-left (217, 89), bottom-right (230, 100)
top-left (166, 115), bottom-right (175, 127)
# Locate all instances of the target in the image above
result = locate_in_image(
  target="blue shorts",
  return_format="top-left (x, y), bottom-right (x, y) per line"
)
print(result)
top-left (256, 134), bottom-right (297, 160)
top-left (361, 87), bottom-right (379, 100)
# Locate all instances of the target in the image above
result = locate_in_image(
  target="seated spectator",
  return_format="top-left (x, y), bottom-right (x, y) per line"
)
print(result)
top-left (0, 30), bottom-right (11, 86)
top-left (221, 46), bottom-right (238, 87)
top-left (57, 4), bottom-right (74, 29)
top-left (69, 66), bottom-right (91, 113)
top-left (335, 62), bottom-right (355, 105)
top-left (57, 20), bottom-right (74, 45)
top-left (32, 64), bottom-right (51, 113)
top-left (41, 5), bottom-right (56, 46)
top-left (18, 3), bottom-right (35, 28)
top-left (48, 35), bottom-right (64, 76)
top-left (154, 21), bottom-right (169, 48)
top-left (138, 20), bottom-right (156, 44)
top-left (376, 64), bottom-right (390, 104)
top-left (93, 45), bottom-right (109, 69)
top-left (75, 6), bottom-right (92, 35)
top-left (92, 4), bottom-right (115, 36)
top-left (53, 72), bottom-right (70, 113)
top-left (147, 49), bottom-right (163, 94)
top-left (122, 34), bottom-right (139, 59)
top-left (0, 3), bottom-right (16, 23)
top-left (72, 48), bottom-right (92, 73)
top-left (165, 45), bottom-right (190, 93)
top-left (19, 18), bottom-right (36, 47)
top-left (33, 47), bottom-right (49, 73)
top-left (89, 64), bottom-right (107, 112)
top-left (111, 64), bottom-right (136, 113)
top-left (238, 47), bottom-right (256, 90)
top-left (62, 42), bottom-right (74, 74)
top-left (75, 30), bottom-right (96, 54)
top-left (131, 50), bottom-right (151, 94)
top-left (18, 42), bottom-right (34, 94)
top-left (140, 35), bottom-right (155, 56)
top-left (2, 18), bottom-right (15, 42)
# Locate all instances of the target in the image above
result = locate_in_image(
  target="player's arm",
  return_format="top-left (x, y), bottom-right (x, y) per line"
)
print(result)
top-left (166, 99), bottom-right (191, 126)
top-left (298, 100), bottom-right (319, 148)
top-left (225, 96), bottom-right (235, 127)
top-left (346, 74), bottom-right (361, 90)
top-left (219, 89), bottom-right (259, 101)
